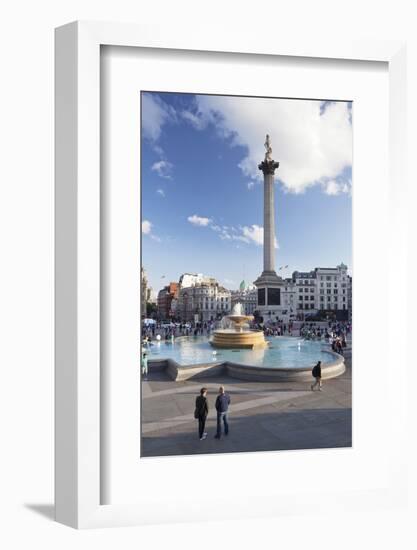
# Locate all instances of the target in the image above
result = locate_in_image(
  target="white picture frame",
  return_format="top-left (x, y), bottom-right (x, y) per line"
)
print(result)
top-left (55, 21), bottom-right (407, 529)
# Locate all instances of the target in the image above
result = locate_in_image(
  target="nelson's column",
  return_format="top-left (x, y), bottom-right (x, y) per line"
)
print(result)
top-left (253, 134), bottom-right (284, 321)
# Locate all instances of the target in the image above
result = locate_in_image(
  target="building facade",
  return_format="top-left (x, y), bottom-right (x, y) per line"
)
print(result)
top-left (231, 281), bottom-right (258, 316)
top-left (177, 277), bottom-right (231, 322)
top-left (178, 272), bottom-right (216, 289)
top-left (141, 267), bottom-right (149, 318)
top-left (157, 282), bottom-right (179, 320)
top-left (293, 263), bottom-right (350, 320)
top-left (254, 263), bottom-right (351, 322)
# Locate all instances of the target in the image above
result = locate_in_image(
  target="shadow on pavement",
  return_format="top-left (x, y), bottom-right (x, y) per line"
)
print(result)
top-left (141, 407), bottom-right (352, 458)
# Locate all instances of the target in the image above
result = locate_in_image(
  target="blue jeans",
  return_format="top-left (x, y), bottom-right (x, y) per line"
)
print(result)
top-left (216, 411), bottom-right (229, 437)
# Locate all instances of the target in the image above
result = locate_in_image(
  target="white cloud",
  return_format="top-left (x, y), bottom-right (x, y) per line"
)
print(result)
top-left (186, 214), bottom-right (280, 250)
top-left (181, 110), bottom-right (208, 130)
top-left (187, 214), bottom-right (212, 226)
top-left (142, 219), bottom-right (161, 242)
top-left (242, 224), bottom-right (263, 246)
top-left (142, 94), bottom-right (176, 142)
top-left (185, 96), bottom-right (352, 194)
top-left (247, 181), bottom-right (255, 190)
top-left (151, 160), bottom-right (173, 179)
top-left (156, 188), bottom-right (165, 197)
top-left (324, 180), bottom-right (340, 195)
top-left (241, 225), bottom-right (279, 248)
top-left (322, 179), bottom-right (352, 196)
top-left (191, 217), bottom-right (280, 249)
top-left (142, 220), bottom-right (152, 234)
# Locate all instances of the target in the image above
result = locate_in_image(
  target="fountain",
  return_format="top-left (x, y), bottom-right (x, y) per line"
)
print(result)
top-left (210, 303), bottom-right (268, 349)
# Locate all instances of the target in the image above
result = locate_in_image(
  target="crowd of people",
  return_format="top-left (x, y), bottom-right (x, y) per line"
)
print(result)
top-left (261, 321), bottom-right (294, 337)
top-left (141, 320), bottom-right (216, 343)
top-left (299, 321), bottom-right (351, 356)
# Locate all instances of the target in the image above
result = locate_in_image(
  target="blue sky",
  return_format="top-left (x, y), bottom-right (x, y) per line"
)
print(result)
top-left (141, 92), bottom-right (352, 294)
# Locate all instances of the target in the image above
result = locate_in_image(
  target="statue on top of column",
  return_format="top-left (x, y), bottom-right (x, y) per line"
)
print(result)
top-left (264, 134), bottom-right (273, 162)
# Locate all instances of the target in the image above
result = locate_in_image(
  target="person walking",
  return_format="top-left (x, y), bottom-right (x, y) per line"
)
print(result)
top-left (214, 386), bottom-right (231, 439)
top-left (194, 387), bottom-right (209, 441)
top-left (141, 348), bottom-right (148, 379)
top-left (311, 360), bottom-right (322, 391)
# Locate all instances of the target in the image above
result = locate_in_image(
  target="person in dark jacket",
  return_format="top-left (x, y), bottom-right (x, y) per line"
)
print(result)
top-left (195, 387), bottom-right (209, 440)
top-left (214, 386), bottom-right (231, 439)
top-left (311, 361), bottom-right (322, 391)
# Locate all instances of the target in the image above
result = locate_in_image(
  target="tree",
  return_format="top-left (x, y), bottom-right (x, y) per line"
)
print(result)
top-left (146, 302), bottom-right (157, 318)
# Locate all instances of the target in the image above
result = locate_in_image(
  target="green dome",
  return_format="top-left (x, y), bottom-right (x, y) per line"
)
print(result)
top-left (239, 280), bottom-right (246, 291)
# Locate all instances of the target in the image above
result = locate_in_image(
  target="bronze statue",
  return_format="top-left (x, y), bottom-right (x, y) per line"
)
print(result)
top-left (264, 134), bottom-right (273, 161)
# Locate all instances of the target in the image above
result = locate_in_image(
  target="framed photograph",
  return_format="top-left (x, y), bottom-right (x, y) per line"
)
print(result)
top-left (55, 21), bottom-right (407, 528)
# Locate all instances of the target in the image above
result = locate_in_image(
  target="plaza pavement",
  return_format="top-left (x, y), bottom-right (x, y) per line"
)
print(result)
top-left (141, 350), bottom-right (352, 457)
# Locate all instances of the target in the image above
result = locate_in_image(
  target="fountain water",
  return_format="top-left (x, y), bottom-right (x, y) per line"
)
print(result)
top-left (210, 302), bottom-right (268, 349)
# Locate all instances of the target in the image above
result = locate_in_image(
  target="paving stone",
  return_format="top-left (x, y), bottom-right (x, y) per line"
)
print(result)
top-left (141, 356), bottom-right (352, 457)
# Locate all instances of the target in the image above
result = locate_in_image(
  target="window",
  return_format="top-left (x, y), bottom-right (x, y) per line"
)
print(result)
top-left (310, 288), bottom-right (314, 293)
top-left (310, 295), bottom-right (314, 301)
top-left (326, 276), bottom-right (331, 281)
top-left (320, 289), bottom-right (324, 294)
top-left (334, 289), bottom-right (338, 294)
top-left (327, 290), bottom-right (331, 294)
top-left (320, 283), bottom-right (324, 288)
top-left (320, 296), bottom-right (324, 301)
top-left (327, 283), bottom-right (331, 288)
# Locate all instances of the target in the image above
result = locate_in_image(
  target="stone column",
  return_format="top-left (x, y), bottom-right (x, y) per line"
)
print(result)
top-left (258, 159), bottom-right (279, 274)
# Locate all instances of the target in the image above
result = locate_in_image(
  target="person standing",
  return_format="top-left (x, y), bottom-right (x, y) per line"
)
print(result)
top-left (311, 360), bottom-right (322, 391)
top-left (195, 387), bottom-right (209, 440)
top-left (214, 386), bottom-right (231, 439)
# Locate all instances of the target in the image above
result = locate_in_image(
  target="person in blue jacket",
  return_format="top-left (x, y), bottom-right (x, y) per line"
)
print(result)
top-left (214, 385), bottom-right (231, 439)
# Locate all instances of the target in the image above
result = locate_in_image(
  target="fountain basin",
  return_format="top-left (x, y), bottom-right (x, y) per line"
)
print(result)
top-left (210, 329), bottom-right (268, 349)
top-left (145, 336), bottom-right (345, 382)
